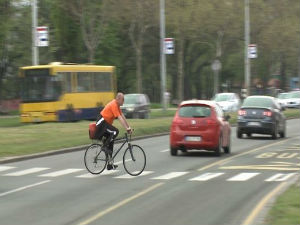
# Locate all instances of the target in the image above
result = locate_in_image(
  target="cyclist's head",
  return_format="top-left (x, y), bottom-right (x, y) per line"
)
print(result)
top-left (116, 92), bottom-right (124, 106)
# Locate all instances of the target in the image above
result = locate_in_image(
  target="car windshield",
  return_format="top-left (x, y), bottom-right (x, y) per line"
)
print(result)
top-left (179, 105), bottom-right (211, 118)
top-left (290, 91), bottom-right (300, 98)
top-left (242, 97), bottom-right (273, 108)
top-left (277, 93), bottom-right (291, 99)
top-left (213, 94), bottom-right (231, 102)
top-left (124, 95), bottom-right (139, 104)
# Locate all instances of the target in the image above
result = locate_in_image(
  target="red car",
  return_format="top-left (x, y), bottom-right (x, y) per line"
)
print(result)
top-left (170, 100), bottom-right (231, 156)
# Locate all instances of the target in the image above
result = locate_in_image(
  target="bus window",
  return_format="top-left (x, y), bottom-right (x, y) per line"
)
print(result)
top-left (77, 72), bottom-right (92, 92)
top-left (93, 72), bottom-right (112, 92)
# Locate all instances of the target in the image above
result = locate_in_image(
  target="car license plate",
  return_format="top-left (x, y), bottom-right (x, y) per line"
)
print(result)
top-left (248, 122), bottom-right (260, 126)
top-left (185, 136), bottom-right (201, 142)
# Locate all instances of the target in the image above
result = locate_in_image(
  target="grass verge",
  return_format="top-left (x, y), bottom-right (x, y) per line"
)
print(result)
top-left (0, 117), bottom-right (173, 158)
top-left (264, 184), bottom-right (300, 225)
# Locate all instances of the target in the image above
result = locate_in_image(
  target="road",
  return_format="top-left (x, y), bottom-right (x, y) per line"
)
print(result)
top-left (0, 119), bottom-right (299, 225)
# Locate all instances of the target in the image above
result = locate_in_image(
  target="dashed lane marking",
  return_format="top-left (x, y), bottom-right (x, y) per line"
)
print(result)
top-left (151, 172), bottom-right (189, 180)
top-left (39, 168), bottom-right (84, 177)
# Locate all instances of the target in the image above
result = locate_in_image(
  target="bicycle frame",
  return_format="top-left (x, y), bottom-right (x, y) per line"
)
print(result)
top-left (107, 133), bottom-right (132, 163)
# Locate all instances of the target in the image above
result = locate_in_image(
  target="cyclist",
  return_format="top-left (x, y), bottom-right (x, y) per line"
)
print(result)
top-left (96, 92), bottom-right (132, 170)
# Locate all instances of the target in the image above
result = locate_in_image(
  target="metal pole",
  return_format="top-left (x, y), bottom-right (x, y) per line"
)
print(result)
top-left (160, 0), bottom-right (167, 111)
top-left (244, 0), bottom-right (250, 95)
top-left (32, 0), bottom-right (38, 65)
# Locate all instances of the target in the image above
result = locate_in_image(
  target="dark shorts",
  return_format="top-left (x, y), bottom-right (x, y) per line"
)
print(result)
top-left (95, 115), bottom-right (119, 142)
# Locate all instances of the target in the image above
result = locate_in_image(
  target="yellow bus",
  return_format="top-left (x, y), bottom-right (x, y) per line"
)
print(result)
top-left (19, 63), bottom-right (116, 122)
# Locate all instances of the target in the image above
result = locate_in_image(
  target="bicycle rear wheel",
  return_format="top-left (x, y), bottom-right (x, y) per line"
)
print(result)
top-left (84, 144), bottom-right (107, 174)
top-left (123, 145), bottom-right (146, 176)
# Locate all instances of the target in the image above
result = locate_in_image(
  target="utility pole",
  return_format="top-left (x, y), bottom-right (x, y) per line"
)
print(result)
top-left (32, 0), bottom-right (38, 65)
top-left (160, 0), bottom-right (167, 111)
top-left (244, 0), bottom-right (250, 95)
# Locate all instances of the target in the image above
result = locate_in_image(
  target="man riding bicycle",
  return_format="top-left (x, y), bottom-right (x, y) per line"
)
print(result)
top-left (96, 92), bottom-right (132, 170)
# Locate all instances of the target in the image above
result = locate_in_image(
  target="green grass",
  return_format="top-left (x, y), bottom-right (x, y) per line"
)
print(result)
top-left (264, 184), bottom-right (300, 225)
top-left (0, 118), bottom-right (173, 158)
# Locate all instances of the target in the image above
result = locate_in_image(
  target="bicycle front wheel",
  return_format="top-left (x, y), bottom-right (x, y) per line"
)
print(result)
top-left (123, 145), bottom-right (146, 176)
top-left (84, 144), bottom-right (107, 174)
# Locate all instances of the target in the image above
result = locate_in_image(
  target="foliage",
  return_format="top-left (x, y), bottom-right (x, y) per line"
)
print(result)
top-left (0, 0), bottom-right (299, 104)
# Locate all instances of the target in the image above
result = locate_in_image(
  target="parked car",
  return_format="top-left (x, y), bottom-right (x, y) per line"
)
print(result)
top-left (212, 92), bottom-right (240, 112)
top-left (170, 100), bottom-right (231, 156)
top-left (284, 91), bottom-right (300, 108)
top-left (276, 92), bottom-right (290, 108)
top-left (121, 93), bottom-right (150, 119)
top-left (237, 95), bottom-right (286, 139)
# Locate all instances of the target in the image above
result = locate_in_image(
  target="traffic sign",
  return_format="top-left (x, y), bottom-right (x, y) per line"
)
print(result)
top-left (36, 26), bottom-right (48, 47)
top-left (248, 44), bottom-right (257, 58)
top-left (164, 38), bottom-right (174, 54)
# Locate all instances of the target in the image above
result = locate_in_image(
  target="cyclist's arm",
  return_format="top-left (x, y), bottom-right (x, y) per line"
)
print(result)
top-left (117, 114), bottom-right (131, 132)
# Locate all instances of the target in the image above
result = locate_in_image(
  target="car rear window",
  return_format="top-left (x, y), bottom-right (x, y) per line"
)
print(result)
top-left (179, 105), bottom-right (211, 118)
top-left (242, 97), bottom-right (273, 108)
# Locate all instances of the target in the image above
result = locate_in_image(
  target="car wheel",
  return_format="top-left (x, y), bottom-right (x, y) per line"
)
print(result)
top-left (170, 147), bottom-right (178, 156)
top-left (215, 136), bottom-right (222, 157)
top-left (279, 123), bottom-right (286, 138)
top-left (237, 129), bottom-right (242, 139)
top-left (272, 123), bottom-right (278, 139)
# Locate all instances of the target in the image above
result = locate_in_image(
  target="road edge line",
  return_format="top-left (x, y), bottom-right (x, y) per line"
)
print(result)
top-left (241, 182), bottom-right (288, 225)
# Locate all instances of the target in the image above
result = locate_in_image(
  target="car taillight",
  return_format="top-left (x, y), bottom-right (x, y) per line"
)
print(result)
top-left (206, 118), bottom-right (217, 125)
top-left (263, 111), bottom-right (272, 117)
top-left (238, 109), bottom-right (247, 116)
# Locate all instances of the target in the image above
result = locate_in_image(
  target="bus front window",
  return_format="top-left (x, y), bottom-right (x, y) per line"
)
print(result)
top-left (20, 72), bottom-right (62, 102)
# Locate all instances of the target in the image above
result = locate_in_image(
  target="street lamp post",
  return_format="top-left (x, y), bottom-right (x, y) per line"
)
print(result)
top-left (244, 0), bottom-right (250, 95)
top-left (160, 0), bottom-right (167, 111)
top-left (32, 0), bottom-right (38, 65)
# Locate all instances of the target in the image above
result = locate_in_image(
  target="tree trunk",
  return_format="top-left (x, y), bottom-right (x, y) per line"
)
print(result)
top-left (136, 44), bottom-right (142, 93)
top-left (177, 37), bottom-right (184, 102)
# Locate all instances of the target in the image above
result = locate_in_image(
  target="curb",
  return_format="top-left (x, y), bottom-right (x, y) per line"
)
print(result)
top-left (0, 132), bottom-right (169, 164)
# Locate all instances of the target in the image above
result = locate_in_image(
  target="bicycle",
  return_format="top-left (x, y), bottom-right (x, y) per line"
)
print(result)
top-left (84, 133), bottom-right (146, 176)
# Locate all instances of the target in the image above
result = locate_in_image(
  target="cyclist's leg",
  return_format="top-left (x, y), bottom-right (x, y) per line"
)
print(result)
top-left (103, 124), bottom-right (119, 149)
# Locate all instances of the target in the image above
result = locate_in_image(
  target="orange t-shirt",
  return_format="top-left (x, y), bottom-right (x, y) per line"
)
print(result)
top-left (100, 99), bottom-right (122, 125)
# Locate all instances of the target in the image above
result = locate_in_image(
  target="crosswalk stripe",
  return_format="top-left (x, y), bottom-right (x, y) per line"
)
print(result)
top-left (189, 173), bottom-right (224, 181)
top-left (151, 172), bottom-right (189, 180)
top-left (265, 173), bottom-right (297, 182)
top-left (114, 171), bottom-right (154, 179)
top-left (39, 169), bottom-right (84, 177)
top-left (227, 173), bottom-right (260, 181)
top-left (0, 166), bottom-right (15, 172)
top-left (4, 167), bottom-right (50, 176)
top-left (76, 170), bottom-right (120, 178)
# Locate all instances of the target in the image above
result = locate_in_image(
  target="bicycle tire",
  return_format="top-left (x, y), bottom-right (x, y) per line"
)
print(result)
top-left (123, 144), bottom-right (146, 176)
top-left (84, 144), bottom-right (107, 174)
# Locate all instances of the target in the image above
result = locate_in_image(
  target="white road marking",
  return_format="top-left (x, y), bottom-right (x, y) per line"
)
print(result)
top-left (151, 172), bottom-right (189, 180)
top-left (114, 171), bottom-right (154, 179)
top-left (160, 149), bottom-right (169, 153)
top-left (39, 168), bottom-right (84, 177)
top-left (0, 166), bottom-right (15, 172)
top-left (265, 173), bottom-right (297, 182)
top-left (76, 170), bottom-right (120, 178)
top-left (4, 167), bottom-right (50, 176)
top-left (0, 180), bottom-right (51, 197)
top-left (227, 173), bottom-right (260, 181)
top-left (189, 173), bottom-right (224, 181)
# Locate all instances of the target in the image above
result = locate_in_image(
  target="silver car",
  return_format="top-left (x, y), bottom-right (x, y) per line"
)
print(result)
top-left (212, 92), bottom-right (241, 112)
